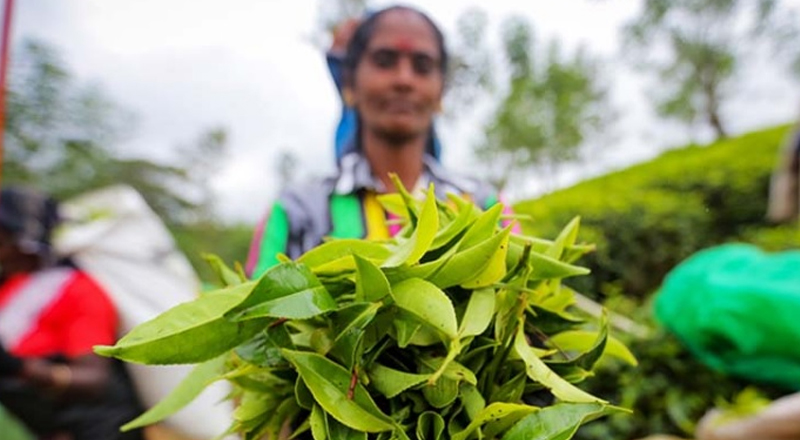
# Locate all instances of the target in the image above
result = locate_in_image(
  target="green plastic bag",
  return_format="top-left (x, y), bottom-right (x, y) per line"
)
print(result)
top-left (654, 243), bottom-right (800, 390)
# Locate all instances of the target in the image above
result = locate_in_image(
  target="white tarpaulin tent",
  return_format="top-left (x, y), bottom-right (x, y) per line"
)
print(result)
top-left (54, 185), bottom-right (235, 440)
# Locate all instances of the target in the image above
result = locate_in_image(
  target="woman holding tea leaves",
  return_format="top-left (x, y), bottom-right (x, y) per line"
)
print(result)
top-left (247, 6), bottom-right (499, 278)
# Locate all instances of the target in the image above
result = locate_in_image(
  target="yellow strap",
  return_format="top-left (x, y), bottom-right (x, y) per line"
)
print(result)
top-left (363, 191), bottom-right (390, 240)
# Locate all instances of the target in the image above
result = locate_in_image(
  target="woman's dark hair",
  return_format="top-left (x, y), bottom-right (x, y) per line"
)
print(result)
top-left (343, 6), bottom-right (449, 86)
top-left (0, 187), bottom-right (60, 254)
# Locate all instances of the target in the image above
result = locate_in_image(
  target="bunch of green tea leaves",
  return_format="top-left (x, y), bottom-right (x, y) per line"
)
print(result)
top-left (96, 181), bottom-right (630, 440)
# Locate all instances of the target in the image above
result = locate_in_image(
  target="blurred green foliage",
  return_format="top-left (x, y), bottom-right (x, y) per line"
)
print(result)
top-left (517, 125), bottom-right (798, 438)
top-left (515, 125), bottom-right (792, 300)
top-left (2, 39), bottom-right (251, 283)
top-left (171, 221), bottom-right (254, 284)
top-left (0, 407), bottom-right (32, 440)
top-left (738, 222), bottom-right (800, 251)
top-left (573, 300), bottom-right (785, 440)
top-left (623, 0), bottom-right (800, 139)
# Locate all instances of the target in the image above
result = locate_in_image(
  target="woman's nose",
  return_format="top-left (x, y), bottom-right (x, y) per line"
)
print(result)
top-left (392, 58), bottom-right (417, 87)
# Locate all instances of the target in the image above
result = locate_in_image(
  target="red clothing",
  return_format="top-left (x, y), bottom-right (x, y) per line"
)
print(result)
top-left (0, 269), bottom-right (118, 358)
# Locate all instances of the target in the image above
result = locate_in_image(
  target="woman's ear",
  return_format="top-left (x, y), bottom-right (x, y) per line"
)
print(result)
top-left (343, 87), bottom-right (355, 108)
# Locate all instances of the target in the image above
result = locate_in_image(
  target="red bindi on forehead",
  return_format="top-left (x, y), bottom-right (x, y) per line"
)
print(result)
top-left (391, 37), bottom-right (416, 52)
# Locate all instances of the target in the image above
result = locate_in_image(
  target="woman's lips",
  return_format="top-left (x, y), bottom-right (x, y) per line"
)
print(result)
top-left (383, 100), bottom-right (416, 113)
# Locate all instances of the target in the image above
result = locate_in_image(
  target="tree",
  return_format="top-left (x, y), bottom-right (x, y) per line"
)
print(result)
top-left (3, 39), bottom-right (253, 280)
top-left (3, 39), bottom-right (225, 226)
top-left (624, 0), bottom-right (800, 140)
top-left (477, 16), bottom-right (612, 191)
top-left (175, 127), bottom-right (229, 222)
top-left (313, 0), bottom-right (368, 48)
top-left (443, 7), bottom-right (493, 119)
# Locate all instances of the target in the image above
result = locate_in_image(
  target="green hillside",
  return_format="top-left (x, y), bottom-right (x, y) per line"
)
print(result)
top-left (514, 125), bottom-right (799, 439)
top-left (515, 125), bottom-right (799, 300)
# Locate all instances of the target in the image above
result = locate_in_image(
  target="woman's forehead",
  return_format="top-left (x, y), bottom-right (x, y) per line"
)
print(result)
top-left (368, 10), bottom-right (438, 53)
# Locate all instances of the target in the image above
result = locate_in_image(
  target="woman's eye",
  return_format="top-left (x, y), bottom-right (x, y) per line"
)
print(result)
top-left (371, 50), bottom-right (399, 69)
top-left (412, 55), bottom-right (436, 75)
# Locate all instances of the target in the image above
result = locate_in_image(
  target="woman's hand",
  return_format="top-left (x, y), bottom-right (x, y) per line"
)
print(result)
top-left (20, 354), bottom-right (111, 400)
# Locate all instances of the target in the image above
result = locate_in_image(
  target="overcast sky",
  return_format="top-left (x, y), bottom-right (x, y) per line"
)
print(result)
top-left (10, 0), bottom-right (800, 222)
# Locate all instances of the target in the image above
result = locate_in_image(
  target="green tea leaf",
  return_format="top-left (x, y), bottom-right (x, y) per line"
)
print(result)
top-left (422, 376), bottom-right (459, 408)
top-left (282, 350), bottom-right (395, 433)
top-left (389, 173), bottom-right (421, 227)
top-left (451, 402), bottom-right (538, 440)
top-left (430, 195), bottom-right (478, 250)
top-left (458, 203), bottom-right (504, 251)
top-left (546, 313), bottom-right (608, 376)
top-left (326, 413), bottom-right (369, 440)
top-left (460, 383), bottom-right (486, 421)
top-left (460, 226), bottom-right (510, 288)
top-left (328, 303), bottom-right (381, 368)
top-left (121, 355), bottom-right (227, 431)
top-left (526, 305), bottom-right (585, 335)
top-left (298, 240), bottom-right (391, 269)
top-left (310, 404), bottom-right (327, 440)
top-left (231, 288), bottom-right (337, 321)
top-left (429, 227), bottom-right (513, 289)
top-left (418, 357), bottom-right (477, 386)
top-left (295, 376), bottom-right (316, 411)
top-left (383, 255), bottom-right (450, 285)
top-left (354, 255), bottom-right (392, 302)
top-left (394, 316), bottom-right (425, 348)
top-left (236, 323), bottom-right (295, 368)
top-left (545, 217), bottom-right (581, 260)
top-left (539, 284), bottom-right (576, 314)
top-left (227, 263), bottom-right (336, 321)
top-left (203, 253), bottom-right (245, 287)
top-left (260, 398), bottom-right (301, 440)
top-left (311, 255), bottom-right (359, 275)
top-left (502, 402), bottom-right (626, 440)
top-left (95, 285), bottom-right (264, 364)
top-left (418, 356), bottom-right (474, 408)
top-left (489, 370), bottom-right (527, 404)
top-left (549, 331), bottom-right (637, 367)
top-left (233, 390), bottom-right (282, 433)
top-left (528, 251), bottom-right (590, 281)
top-left (368, 363), bottom-right (431, 399)
top-left (383, 185), bottom-right (439, 267)
top-left (513, 326), bottom-right (603, 404)
top-left (391, 278), bottom-right (458, 339)
top-left (458, 288), bottom-right (496, 338)
top-left (416, 411), bottom-right (446, 440)
top-left (376, 193), bottom-right (408, 219)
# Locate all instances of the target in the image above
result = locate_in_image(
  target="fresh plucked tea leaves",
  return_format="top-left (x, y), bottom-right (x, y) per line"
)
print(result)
top-left (96, 181), bottom-right (631, 439)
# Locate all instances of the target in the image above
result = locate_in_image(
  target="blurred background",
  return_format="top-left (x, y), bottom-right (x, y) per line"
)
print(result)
top-left (3, 1), bottom-right (800, 439)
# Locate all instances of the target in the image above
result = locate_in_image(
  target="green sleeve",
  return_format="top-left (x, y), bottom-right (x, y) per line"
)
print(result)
top-left (250, 202), bottom-right (290, 279)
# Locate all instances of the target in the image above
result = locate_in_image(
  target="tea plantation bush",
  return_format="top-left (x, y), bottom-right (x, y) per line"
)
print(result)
top-left (572, 308), bottom-right (786, 440)
top-left (516, 125), bottom-right (797, 438)
top-left (739, 222), bottom-right (800, 251)
top-left (515, 125), bottom-right (793, 300)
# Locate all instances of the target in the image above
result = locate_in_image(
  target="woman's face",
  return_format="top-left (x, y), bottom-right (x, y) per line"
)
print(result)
top-left (348, 9), bottom-right (444, 143)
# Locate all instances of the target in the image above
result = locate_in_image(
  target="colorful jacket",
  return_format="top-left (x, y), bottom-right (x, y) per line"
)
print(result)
top-left (0, 267), bottom-right (143, 440)
top-left (246, 152), bottom-right (497, 278)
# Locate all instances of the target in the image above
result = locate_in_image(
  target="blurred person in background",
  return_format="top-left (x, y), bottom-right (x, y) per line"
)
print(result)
top-left (766, 113), bottom-right (800, 223)
top-left (0, 187), bottom-right (143, 440)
